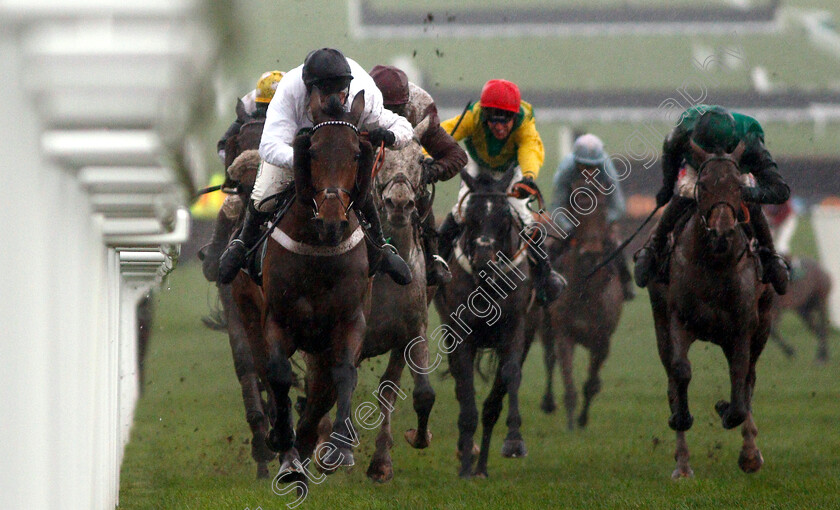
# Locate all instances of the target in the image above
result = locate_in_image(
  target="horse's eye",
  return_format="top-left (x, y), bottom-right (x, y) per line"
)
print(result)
top-left (354, 152), bottom-right (362, 161)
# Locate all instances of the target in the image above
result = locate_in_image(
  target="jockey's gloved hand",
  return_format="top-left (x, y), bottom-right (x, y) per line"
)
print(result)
top-left (368, 128), bottom-right (396, 148)
top-left (420, 157), bottom-right (440, 186)
top-left (655, 186), bottom-right (673, 208)
top-left (512, 176), bottom-right (539, 199)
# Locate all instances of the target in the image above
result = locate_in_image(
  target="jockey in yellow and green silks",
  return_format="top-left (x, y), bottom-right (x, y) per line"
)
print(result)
top-left (437, 79), bottom-right (565, 305)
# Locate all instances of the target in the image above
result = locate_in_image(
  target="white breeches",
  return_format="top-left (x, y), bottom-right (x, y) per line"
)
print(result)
top-left (451, 165), bottom-right (534, 226)
top-left (771, 215), bottom-right (798, 255)
top-left (251, 160), bottom-right (294, 213)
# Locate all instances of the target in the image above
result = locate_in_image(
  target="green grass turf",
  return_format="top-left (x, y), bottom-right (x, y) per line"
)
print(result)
top-left (120, 219), bottom-right (840, 509)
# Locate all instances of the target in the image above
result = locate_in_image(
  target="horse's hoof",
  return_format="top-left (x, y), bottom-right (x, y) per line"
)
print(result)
top-left (321, 446), bottom-right (355, 473)
top-left (366, 458), bottom-right (394, 483)
top-left (256, 462), bottom-right (270, 479)
top-left (456, 441), bottom-right (480, 460)
top-left (668, 412), bottom-right (694, 432)
top-left (252, 433), bottom-right (277, 463)
top-left (501, 438), bottom-right (528, 458)
top-left (404, 429), bottom-right (433, 449)
top-left (577, 413), bottom-right (589, 429)
top-left (671, 467), bottom-right (694, 480)
top-left (540, 395), bottom-right (557, 414)
top-left (738, 449), bottom-right (764, 473)
top-left (275, 449), bottom-right (306, 484)
top-left (473, 469), bottom-right (488, 479)
top-left (715, 400), bottom-right (747, 429)
top-left (458, 468), bottom-right (474, 479)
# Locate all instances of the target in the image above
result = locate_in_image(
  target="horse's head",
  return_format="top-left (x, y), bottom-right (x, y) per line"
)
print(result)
top-left (295, 88), bottom-right (374, 245)
top-left (569, 172), bottom-right (609, 258)
top-left (460, 167), bottom-right (518, 272)
top-left (691, 139), bottom-right (746, 254)
top-left (376, 122), bottom-right (425, 228)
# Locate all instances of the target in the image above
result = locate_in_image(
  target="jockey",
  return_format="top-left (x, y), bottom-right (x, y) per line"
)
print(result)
top-left (217, 48), bottom-right (415, 286)
top-left (437, 79), bottom-right (566, 304)
top-left (634, 105), bottom-right (791, 294)
top-left (369, 64), bottom-right (468, 286)
top-left (551, 133), bottom-right (635, 300)
top-left (200, 70), bottom-right (284, 282)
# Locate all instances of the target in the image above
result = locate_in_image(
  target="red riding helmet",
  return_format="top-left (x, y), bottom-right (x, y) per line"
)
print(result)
top-left (480, 79), bottom-right (521, 113)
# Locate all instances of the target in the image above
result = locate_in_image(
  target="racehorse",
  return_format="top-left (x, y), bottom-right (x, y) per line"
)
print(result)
top-left (201, 149), bottom-right (278, 478)
top-left (261, 90), bottom-right (375, 483)
top-left (647, 141), bottom-right (776, 478)
top-left (360, 121), bottom-right (436, 482)
top-left (769, 256), bottom-right (832, 362)
top-left (434, 167), bottom-right (533, 478)
top-left (537, 176), bottom-right (624, 430)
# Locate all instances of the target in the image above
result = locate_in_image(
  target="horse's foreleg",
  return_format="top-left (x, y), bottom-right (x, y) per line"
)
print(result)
top-left (578, 338), bottom-right (609, 429)
top-left (668, 321), bottom-right (694, 432)
top-left (450, 346), bottom-right (478, 478)
top-left (367, 349), bottom-right (406, 483)
top-left (323, 317), bottom-right (364, 470)
top-left (738, 411), bottom-right (763, 473)
top-left (499, 344), bottom-right (527, 461)
top-left (296, 360), bottom-right (336, 476)
top-left (769, 325), bottom-right (796, 358)
top-left (808, 306), bottom-right (830, 363)
top-left (717, 340), bottom-right (750, 430)
top-left (672, 430), bottom-right (693, 480)
top-left (405, 334), bottom-right (435, 450)
top-left (264, 319), bottom-right (296, 454)
top-left (540, 323), bottom-right (558, 414)
top-left (556, 336), bottom-right (576, 431)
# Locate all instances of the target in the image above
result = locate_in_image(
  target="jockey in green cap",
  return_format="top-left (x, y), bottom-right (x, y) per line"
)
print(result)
top-left (634, 104), bottom-right (791, 294)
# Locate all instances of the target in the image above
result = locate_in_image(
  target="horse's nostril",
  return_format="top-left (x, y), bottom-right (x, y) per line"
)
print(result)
top-left (385, 198), bottom-right (395, 209)
top-left (406, 200), bottom-right (415, 210)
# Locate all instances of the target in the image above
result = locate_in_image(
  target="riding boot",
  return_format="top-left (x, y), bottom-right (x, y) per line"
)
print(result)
top-left (749, 203), bottom-right (789, 295)
top-left (421, 212), bottom-right (452, 286)
top-left (199, 207), bottom-right (237, 283)
top-left (437, 212), bottom-right (462, 264)
top-left (357, 198), bottom-right (413, 285)
top-left (527, 243), bottom-right (567, 305)
top-left (218, 201), bottom-right (268, 285)
top-left (633, 196), bottom-right (694, 287)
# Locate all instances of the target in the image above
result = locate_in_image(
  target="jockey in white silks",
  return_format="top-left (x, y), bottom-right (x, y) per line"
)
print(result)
top-left (217, 48), bottom-right (415, 286)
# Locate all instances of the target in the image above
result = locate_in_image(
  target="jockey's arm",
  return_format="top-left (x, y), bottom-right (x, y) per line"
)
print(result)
top-left (741, 132), bottom-right (790, 204)
top-left (217, 98), bottom-right (248, 163)
top-left (661, 122), bottom-right (690, 196)
top-left (440, 108), bottom-right (477, 143)
top-left (604, 158), bottom-right (627, 223)
top-left (259, 77), bottom-right (300, 168)
top-left (512, 116), bottom-right (545, 180)
top-left (419, 105), bottom-right (468, 182)
top-left (360, 88), bottom-right (413, 150)
top-left (550, 155), bottom-right (576, 211)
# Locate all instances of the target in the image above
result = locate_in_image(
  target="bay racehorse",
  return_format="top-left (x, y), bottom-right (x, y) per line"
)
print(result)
top-left (262, 90), bottom-right (375, 484)
top-left (434, 167), bottom-right (533, 478)
top-left (361, 119), bottom-right (436, 482)
top-left (648, 141), bottom-right (776, 478)
top-left (538, 175), bottom-right (624, 430)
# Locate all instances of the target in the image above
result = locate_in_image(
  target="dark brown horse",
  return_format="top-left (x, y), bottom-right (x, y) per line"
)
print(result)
top-left (538, 178), bottom-right (624, 430)
top-left (261, 90), bottom-right (375, 483)
top-left (358, 128), bottom-right (436, 482)
top-left (648, 142), bottom-right (776, 479)
top-left (434, 167), bottom-right (533, 478)
top-left (770, 256), bottom-right (832, 362)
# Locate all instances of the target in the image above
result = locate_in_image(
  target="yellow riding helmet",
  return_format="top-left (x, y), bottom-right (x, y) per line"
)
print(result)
top-left (255, 70), bottom-right (284, 104)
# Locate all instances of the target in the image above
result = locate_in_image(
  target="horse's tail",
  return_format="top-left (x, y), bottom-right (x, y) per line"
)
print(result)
top-left (200, 305), bottom-right (227, 331)
top-left (474, 348), bottom-right (500, 383)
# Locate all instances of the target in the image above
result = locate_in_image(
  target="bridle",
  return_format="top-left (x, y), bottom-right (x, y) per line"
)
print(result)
top-left (693, 154), bottom-right (749, 233)
top-left (458, 190), bottom-right (525, 268)
top-left (308, 120), bottom-right (360, 219)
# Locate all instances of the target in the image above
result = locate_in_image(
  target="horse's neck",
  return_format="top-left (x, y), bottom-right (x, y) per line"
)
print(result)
top-left (386, 222), bottom-right (418, 254)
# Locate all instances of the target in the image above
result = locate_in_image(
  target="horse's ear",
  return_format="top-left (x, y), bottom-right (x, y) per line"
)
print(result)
top-left (350, 90), bottom-right (365, 126)
top-left (689, 139), bottom-right (709, 164)
top-left (729, 140), bottom-right (746, 161)
top-left (460, 168), bottom-right (476, 191)
top-left (309, 88), bottom-right (324, 121)
top-left (293, 133), bottom-right (313, 200)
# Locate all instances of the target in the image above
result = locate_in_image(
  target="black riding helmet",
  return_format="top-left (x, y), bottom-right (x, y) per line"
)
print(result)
top-left (691, 106), bottom-right (739, 154)
top-left (302, 48), bottom-right (353, 93)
